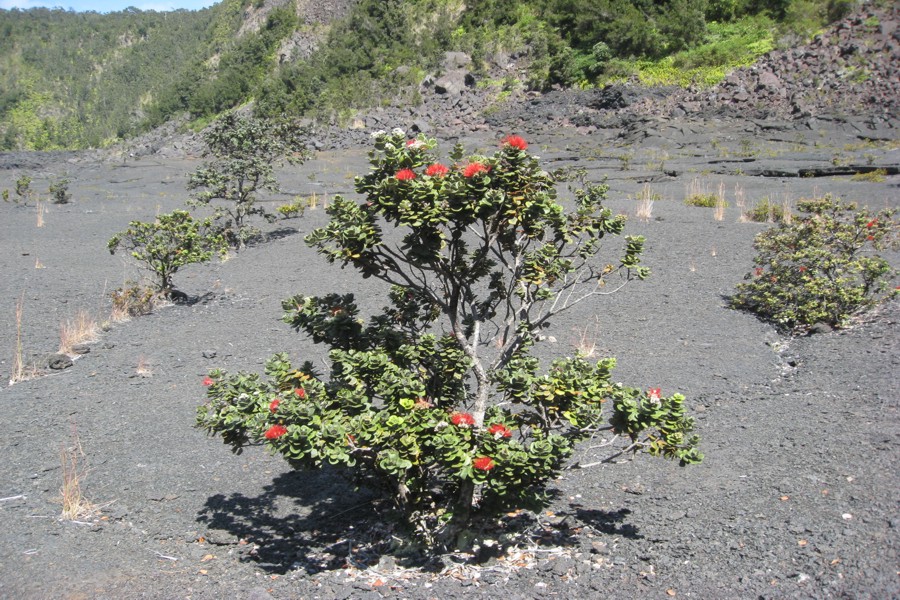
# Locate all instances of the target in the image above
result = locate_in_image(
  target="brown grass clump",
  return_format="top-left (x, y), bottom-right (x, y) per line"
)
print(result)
top-left (36, 201), bottom-right (45, 228)
top-left (9, 294), bottom-right (27, 385)
top-left (59, 428), bottom-right (97, 521)
top-left (713, 181), bottom-right (726, 221)
top-left (135, 355), bottom-right (153, 378)
top-left (110, 284), bottom-right (157, 318)
top-left (59, 310), bottom-right (100, 356)
top-left (573, 316), bottom-right (602, 359)
top-left (735, 183), bottom-right (749, 222)
top-left (635, 184), bottom-right (655, 222)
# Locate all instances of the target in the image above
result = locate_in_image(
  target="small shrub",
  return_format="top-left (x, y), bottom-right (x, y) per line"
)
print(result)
top-left (48, 177), bottom-right (71, 204)
top-left (14, 175), bottom-right (32, 205)
top-left (685, 194), bottom-right (720, 208)
top-left (107, 210), bottom-right (227, 295)
top-left (731, 195), bottom-right (898, 332)
top-left (746, 197), bottom-right (784, 223)
top-left (276, 199), bottom-right (306, 219)
top-left (110, 283), bottom-right (158, 317)
top-left (188, 112), bottom-right (308, 248)
top-left (850, 168), bottom-right (887, 183)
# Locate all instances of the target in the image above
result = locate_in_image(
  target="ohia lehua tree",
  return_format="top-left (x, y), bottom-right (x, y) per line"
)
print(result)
top-left (197, 130), bottom-right (701, 548)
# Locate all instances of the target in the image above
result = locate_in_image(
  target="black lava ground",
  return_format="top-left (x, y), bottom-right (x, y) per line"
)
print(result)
top-left (0, 117), bottom-right (897, 599)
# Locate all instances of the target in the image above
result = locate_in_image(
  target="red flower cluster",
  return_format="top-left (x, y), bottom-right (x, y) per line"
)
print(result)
top-left (202, 376), bottom-right (214, 386)
top-left (754, 267), bottom-right (764, 277)
top-left (487, 423), bottom-right (512, 438)
top-left (450, 412), bottom-right (475, 427)
top-left (798, 266), bottom-right (807, 273)
top-left (501, 135), bottom-right (528, 151)
top-left (473, 456), bottom-right (495, 471)
top-left (395, 168), bottom-right (417, 181)
top-left (648, 388), bottom-right (662, 402)
top-left (462, 162), bottom-right (489, 178)
top-left (425, 163), bottom-right (449, 177)
top-left (866, 219), bottom-right (878, 228)
top-left (264, 424), bottom-right (288, 439)
top-left (295, 388), bottom-right (306, 398)
top-left (269, 398), bottom-right (281, 412)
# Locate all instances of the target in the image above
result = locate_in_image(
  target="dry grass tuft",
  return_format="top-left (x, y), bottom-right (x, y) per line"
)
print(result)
top-left (9, 293), bottom-right (27, 385)
top-left (735, 183), bottom-right (749, 222)
top-left (635, 184), bottom-right (655, 222)
top-left (573, 316), bottom-right (602, 359)
top-left (59, 310), bottom-right (100, 356)
top-left (34, 257), bottom-right (44, 269)
top-left (713, 181), bottom-right (726, 221)
top-left (781, 195), bottom-right (794, 225)
top-left (59, 427), bottom-right (97, 521)
top-left (135, 355), bottom-right (153, 378)
top-left (36, 201), bottom-right (45, 228)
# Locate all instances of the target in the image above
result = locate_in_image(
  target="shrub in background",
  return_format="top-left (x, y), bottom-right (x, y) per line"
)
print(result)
top-left (732, 195), bottom-right (898, 332)
top-left (188, 112), bottom-right (308, 248)
top-left (48, 177), bottom-right (71, 204)
top-left (107, 210), bottom-right (227, 296)
top-left (198, 131), bottom-right (701, 550)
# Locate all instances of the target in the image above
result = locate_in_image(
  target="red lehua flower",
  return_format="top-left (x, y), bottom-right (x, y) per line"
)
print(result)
top-left (473, 456), bottom-right (495, 471)
top-left (754, 267), bottom-right (764, 277)
top-left (488, 423), bottom-right (512, 438)
top-left (295, 388), bottom-right (306, 398)
top-left (450, 412), bottom-right (475, 427)
top-left (462, 162), bottom-right (489, 178)
top-left (395, 168), bottom-right (416, 181)
top-left (406, 139), bottom-right (417, 146)
top-left (264, 424), bottom-right (288, 439)
top-left (798, 266), bottom-right (807, 273)
top-left (648, 388), bottom-right (662, 402)
top-left (202, 376), bottom-right (214, 386)
top-left (269, 398), bottom-right (281, 412)
top-left (346, 433), bottom-right (356, 445)
top-left (425, 163), bottom-right (449, 177)
top-left (866, 218), bottom-right (877, 228)
top-left (866, 235), bottom-right (874, 241)
top-left (501, 135), bottom-right (528, 151)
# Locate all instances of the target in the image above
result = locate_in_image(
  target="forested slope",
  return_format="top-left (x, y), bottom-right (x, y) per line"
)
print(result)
top-left (0, 0), bottom-right (862, 150)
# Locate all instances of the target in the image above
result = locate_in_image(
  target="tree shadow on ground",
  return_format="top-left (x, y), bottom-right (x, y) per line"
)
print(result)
top-left (198, 469), bottom-right (642, 575)
top-left (572, 507), bottom-right (642, 539)
top-left (197, 469), bottom-right (390, 575)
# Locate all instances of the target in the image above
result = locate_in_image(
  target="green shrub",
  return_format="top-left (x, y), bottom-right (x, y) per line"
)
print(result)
top-left (14, 175), bottom-right (32, 205)
top-left (188, 112), bottom-right (308, 248)
top-left (276, 199), bottom-right (305, 219)
top-left (746, 197), bottom-right (784, 222)
top-left (48, 177), bottom-right (71, 204)
top-left (731, 195), bottom-right (898, 331)
top-left (107, 210), bottom-right (227, 295)
top-left (685, 194), bottom-right (722, 208)
top-left (198, 131), bottom-right (701, 550)
top-left (850, 168), bottom-right (887, 183)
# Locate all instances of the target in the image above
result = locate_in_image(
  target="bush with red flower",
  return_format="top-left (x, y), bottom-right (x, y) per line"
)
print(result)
top-left (197, 129), bottom-right (701, 549)
top-left (732, 195), bottom-right (898, 331)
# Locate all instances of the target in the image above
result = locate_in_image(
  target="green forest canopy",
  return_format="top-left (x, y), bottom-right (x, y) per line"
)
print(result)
top-left (0, 0), bottom-right (857, 150)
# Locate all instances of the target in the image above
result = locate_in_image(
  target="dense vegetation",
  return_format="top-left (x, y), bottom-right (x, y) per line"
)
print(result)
top-left (0, 0), bottom-right (860, 150)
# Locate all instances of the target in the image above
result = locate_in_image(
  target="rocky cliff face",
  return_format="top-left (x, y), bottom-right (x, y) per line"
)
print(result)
top-left (663, 2), bottom-right (900, 120)
top-left (237, 0), bottom-right (360, 61)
